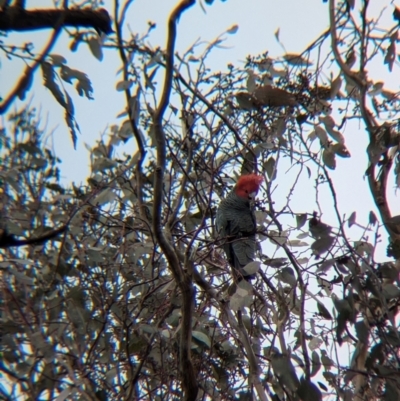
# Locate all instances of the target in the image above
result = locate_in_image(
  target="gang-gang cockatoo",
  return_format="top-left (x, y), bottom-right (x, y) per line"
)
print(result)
top-left (216, 174), bottom-right (263, 280)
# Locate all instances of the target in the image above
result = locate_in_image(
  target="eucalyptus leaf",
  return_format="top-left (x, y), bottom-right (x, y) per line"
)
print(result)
top-left (192, 331), bottom-right (211, 348)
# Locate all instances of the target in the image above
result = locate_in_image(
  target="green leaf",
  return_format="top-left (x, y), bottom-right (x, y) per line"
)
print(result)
top-left (116, 80), bottom-right (133, 91)
top-left (106, 367), bottom-right (117, 385)
top-left (296, 213), bottom-right (308, 229)
top-left (226, 24), bottom-right (239, 34)
top-left (311, 236), bottom-right (334, 256)
top-left (278, 267), bottom-right (296, 286)
top-left (88, 37), bottom-right (103, 61)
top-left (192, 331), bottom-right (211, 348)
top-left (263, 257), bottom-right (288, 268)
top-left (49, 54), bottom-right (67, 66)
top-left (309, 336), bottom-right (323, 351)
top-left (274, 28), bottom-right (280, 42)
top-left (317, 301), bottom-right (332, 320)
top-left (314, 126), bottom-right (328, 145)
top-left (297, 377), bottom-right (322, 401)
top-left (330, 75), bottom-right (342, 99)
top-left (264, 157), bottom-right (277, 181)
top-left (60, 65), bottom-right (93, 99)
top-left (284, 53), bottom-right (312, 66)
top-left (243, 261), bottom-right (260, 275)
top-left (369, 211), bottom-right (378, 225)
top-left (331, 142), bottom-right (351, 157)
top-left (42, 62), bottom-right (67, 108)
top-left (382, 283), bottom-right (400, 300)
top-left (311, 351), bottom-right (321, 377)
top-left (321, 350), bottom-right (334, 370)
top-left (9, 268), bottom-right (35, 285)
top-left (322, 148), bottom-right (336, 170)
top-left (348, 211), bottom-right (356, 227)
top-left (287, 239), bottom-right (308, 247)
top-left (93, 188), bottom-right (117, 205)
top-left (270, 352), bottom-right (299, 392)
top-left (355, 320), bottom-right (369, 343)
top-left (55, 388), bottom-right (74, 401)
top-left (229, 293), bottom-right (245, 311)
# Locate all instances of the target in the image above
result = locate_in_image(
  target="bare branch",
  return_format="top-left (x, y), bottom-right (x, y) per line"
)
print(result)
top-left (152, 1), bottom-right (197, 400)
top-left (0, 7), bottom-right (112, 34)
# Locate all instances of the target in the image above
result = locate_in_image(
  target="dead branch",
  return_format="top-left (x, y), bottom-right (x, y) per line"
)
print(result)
top-left (0, 7), bottom-right (112, 34)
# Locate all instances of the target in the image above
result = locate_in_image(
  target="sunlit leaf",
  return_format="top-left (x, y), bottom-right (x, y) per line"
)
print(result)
top-left (322, 148), bottom-right (336, 170)
top-left (314, 126), bottom-right (329, 146)
top-left (243, 261), bottom-right (260, 275)
top-left (246, 70), bottom-right (257, 93)
top-left (330, 75), bottom-right (342, 99)
top-left (230, 293), bottom-right (245, 311)
top-left (331, 142), bottom-right (351, 157)
top-left (326, 128), bottom-right (344, 144)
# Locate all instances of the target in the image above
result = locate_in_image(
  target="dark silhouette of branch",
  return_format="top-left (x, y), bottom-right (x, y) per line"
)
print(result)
top-left (0, 7), bottom-right (112, 34)
top-left (152, 1), bottom-right (197, 400)
top-left (113, 0), bottom-right (147, 224)
top-left (0, 226), bottom-right (67, 249)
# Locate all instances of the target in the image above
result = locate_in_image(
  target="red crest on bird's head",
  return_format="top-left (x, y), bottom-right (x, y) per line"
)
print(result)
top-left (234, 174), bottom-right (263, 198)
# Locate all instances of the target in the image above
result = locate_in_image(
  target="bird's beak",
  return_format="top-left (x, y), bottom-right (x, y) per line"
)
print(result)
top-left (248, 191), bottom-right (257, 200)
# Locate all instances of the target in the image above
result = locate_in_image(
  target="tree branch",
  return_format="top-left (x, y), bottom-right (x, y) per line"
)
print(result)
top-left (114, 0), bottom-right (147, 222)
top-left (152, 1), bottom-right (198, 400)
top-left (0, 7), bottom-right (112, 34)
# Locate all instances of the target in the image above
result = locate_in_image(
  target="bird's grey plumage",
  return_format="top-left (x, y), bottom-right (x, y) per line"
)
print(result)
top-left (216, 189), bottom-right (257, 279)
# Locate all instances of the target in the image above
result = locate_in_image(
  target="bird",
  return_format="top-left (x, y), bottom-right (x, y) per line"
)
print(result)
top-left (215, 174), bottom-right (263, 280)
top-left (235, 85), bottom-right (298, 109)
top-left (253, 85), bottom-right (298, 107)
